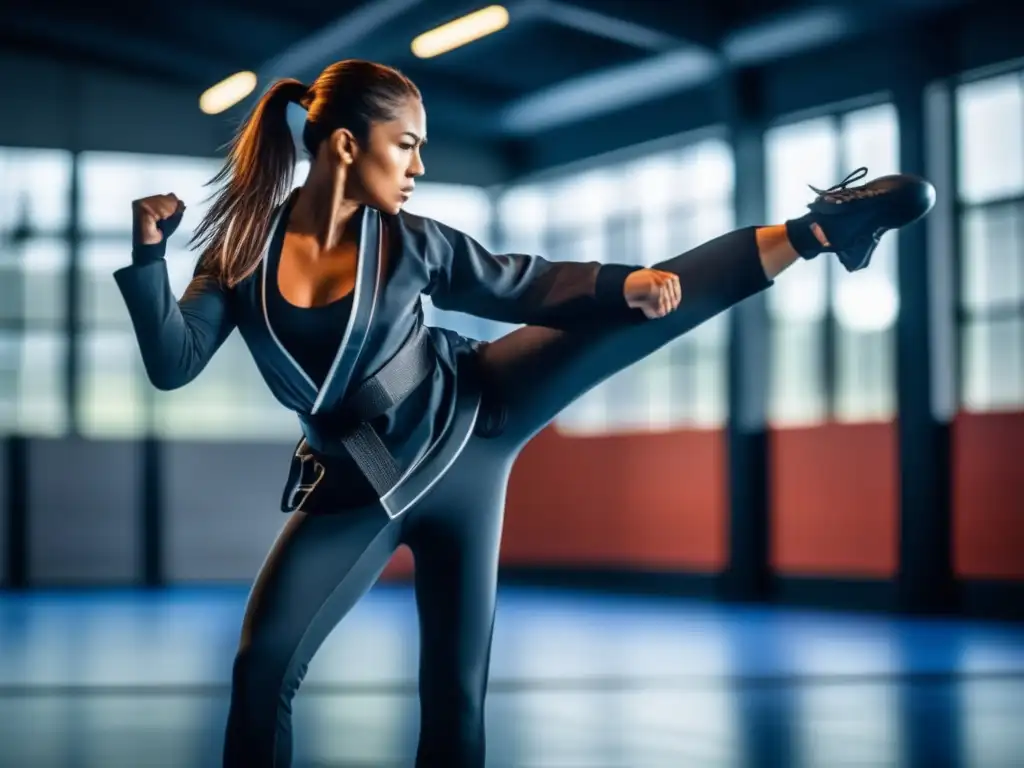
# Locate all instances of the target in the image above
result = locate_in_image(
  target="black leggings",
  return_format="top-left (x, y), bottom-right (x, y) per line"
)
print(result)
top-left (222, 226), bottom-right (769, 767)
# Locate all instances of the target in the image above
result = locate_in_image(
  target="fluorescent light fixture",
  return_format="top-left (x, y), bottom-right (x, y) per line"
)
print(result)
top-left (200, 71), bottom-right (258, 115)
top-left (411, 5), bottom-right (509, 58)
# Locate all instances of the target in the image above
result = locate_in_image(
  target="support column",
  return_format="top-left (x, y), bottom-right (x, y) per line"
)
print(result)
top-left (65, 71), bottom-right (83, 437)
top-left (893, 23), bottom-right (959, 615)
top-left (4, 437), bottom-right (28, 588)
top-left (721, 67), bottom-right (772, 602)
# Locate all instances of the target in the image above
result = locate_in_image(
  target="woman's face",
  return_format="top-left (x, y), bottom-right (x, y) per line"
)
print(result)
top-left (345, 97), bottom-right (427, 215)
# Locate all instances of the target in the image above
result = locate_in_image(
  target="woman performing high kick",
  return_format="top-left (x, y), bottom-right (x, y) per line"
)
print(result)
top-left (115, 60), bottom-right (935, 767)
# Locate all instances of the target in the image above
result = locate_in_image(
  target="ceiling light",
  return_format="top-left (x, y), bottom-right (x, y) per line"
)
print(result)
top-left (411, 5), bottom-right (509, 59)
top-left (200, 71), bottom-right (258, 115)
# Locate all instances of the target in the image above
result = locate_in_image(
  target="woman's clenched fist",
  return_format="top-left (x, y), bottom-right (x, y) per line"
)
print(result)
top-left (623, 268), bottom-right (682, 319)
top-left (131, 193), bottom-right (185, 245)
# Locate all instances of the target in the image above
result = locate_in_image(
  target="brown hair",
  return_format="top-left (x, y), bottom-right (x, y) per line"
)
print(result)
top-left (189, 60), bottom-right (420, 287)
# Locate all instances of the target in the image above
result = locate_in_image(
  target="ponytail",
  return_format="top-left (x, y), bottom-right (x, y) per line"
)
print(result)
top-left (190, 78), bottom-right (309, 287)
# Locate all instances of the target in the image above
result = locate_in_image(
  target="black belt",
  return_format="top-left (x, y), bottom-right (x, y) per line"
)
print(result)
top-left (300, 324), bottom-right (436, 496)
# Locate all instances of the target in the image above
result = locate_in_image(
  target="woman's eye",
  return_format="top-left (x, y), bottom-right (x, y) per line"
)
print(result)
top-left (399, 143), bottom-right (415, 151)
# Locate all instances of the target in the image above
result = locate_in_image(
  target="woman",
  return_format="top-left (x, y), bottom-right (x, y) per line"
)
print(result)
top-left (116, 59), bottom-right (935, 767)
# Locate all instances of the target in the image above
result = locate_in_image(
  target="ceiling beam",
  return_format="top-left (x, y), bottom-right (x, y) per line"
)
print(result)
top-left (722, 4), bottom-right (850, 64)
top-left (518, 0), bottom-right (684, 52)
top-left (497, 0), bottom-right (975, 137)
top-left (499, 46), bottom-right (720, 135)
top-left (563, 0), bottom-right (727, 51)
top-left (498, 4), bottom-right (857, 135)
top-left (257, 0), bottom-right (427, 82)
top-left (468, 0), bottom-right (726, 138)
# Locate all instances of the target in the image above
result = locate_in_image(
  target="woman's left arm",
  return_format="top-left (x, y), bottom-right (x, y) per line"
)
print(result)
top-left (426, 219), bottom-right (649, 329)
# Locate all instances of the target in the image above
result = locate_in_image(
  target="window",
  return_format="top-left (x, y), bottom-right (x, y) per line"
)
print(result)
top-left (611, 141), bottom-right (735, 433)
top-left (765, 102), bottom-right (900, 426)
top-left (491, 186), bottom-right (550, 350)
top-left (77, 238), bottom-right (150, 437)
top-left (538, 169), bottom-right (618, 433)
top-left (0, 147), bottom-right (73, 436)
top-left (496, 138), bottom-right (735, 435)
top-left (404, 182), bottom-right (498, 342)
top-left (660, 140), bottom-right (735, 430)
top-left (956, 72), bottom-right (1024, 411)
top-left (77, 152), bottom-right (220, 438)
top-left (835, 105), bottom-right (901, 421)
top-left (76, 151), bottom-right (299, 440)
top-left (78, 153), bottom-right (225, 237)
top-left (496, 184), bottom-right (548, 256)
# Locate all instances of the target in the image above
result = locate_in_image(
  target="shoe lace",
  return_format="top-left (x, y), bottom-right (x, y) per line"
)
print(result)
top-left (809, 167), bottom-right (870, 202)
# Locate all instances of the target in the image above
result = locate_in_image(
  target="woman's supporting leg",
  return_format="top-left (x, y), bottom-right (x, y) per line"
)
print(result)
top-left (477, 170), bottom-right (935, 447)
top-left (390, 220), bottom-right (814, 767)
top-left (222, 505), bottom-right (403, 768)
top-left (399, 435), bottom-right (514, 768)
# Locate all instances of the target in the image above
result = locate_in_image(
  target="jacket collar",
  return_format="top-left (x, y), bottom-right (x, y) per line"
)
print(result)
top-left (259, 196), bottom-right (385, 416)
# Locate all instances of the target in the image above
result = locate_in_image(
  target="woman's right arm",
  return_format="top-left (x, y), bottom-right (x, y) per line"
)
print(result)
top-left (113, 194), bottom-right (236, 391)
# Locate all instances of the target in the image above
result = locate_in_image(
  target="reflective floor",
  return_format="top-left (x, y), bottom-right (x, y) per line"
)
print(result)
top-left (0, 585), bottom-right (1022, 767)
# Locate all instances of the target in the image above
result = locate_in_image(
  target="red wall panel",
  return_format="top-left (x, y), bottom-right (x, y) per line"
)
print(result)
top-left (770, 422), bottom-right (899, 577)
top-left (953, 412), bottom-right (1024, 580)
top-left (501, 427), bottom-right (728, 571)
top-left (382, 413), bottom-right (1024, 586)
top-left (382, 545), bottom-right (414, 580)
top-left (382, 425), bottom-right (728, 579)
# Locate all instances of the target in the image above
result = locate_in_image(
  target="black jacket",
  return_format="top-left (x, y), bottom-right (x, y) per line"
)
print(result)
top-left (114, 197), bottom-right (639, 516)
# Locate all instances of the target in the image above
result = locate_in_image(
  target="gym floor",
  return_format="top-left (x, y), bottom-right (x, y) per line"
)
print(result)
top-left (0, 584), bottom-right (1022, 767)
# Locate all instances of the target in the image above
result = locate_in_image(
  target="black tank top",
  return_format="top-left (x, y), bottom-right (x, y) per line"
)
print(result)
top-left (266, 226), bottom-right (354, 388)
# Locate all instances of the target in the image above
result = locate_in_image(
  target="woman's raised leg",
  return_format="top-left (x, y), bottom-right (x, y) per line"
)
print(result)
top-left (476, 169), bottom-right (936, 448)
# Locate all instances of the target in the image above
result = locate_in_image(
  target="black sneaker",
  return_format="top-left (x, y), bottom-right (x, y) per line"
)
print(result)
top-left (805, 167), bottom-right (937, 272)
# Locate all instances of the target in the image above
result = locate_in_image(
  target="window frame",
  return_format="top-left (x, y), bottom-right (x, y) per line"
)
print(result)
top-left (497, 137), bottom-right (737, 435)
top-left (763, 98), bottom-right (902, 427)
top-left (0, 146), bottom-right (75, 437)
top-left (952, 67), bottom-right (1024, 412)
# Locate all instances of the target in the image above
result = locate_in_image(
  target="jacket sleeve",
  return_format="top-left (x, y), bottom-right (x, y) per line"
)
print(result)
top-left (423, 218), bottom-right (645, 329)
top-left (113, 255), bottom-right (236, 391)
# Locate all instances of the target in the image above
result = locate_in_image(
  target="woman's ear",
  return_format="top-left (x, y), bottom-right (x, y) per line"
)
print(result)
top-left (330, 128), bottom-right (359, 166)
